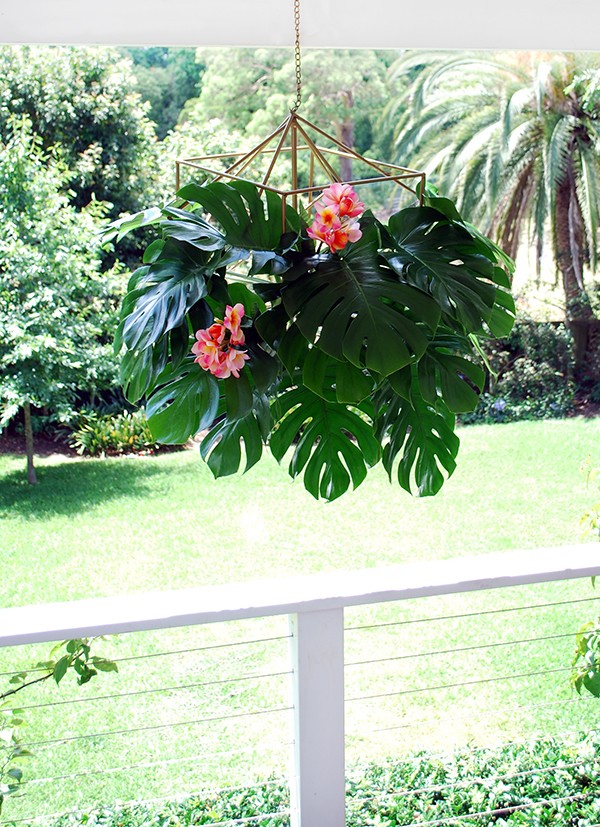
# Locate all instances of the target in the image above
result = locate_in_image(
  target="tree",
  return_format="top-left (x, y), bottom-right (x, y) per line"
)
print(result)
top-left (0, 45), bottom-right (159, 218)
top-left (250, 50), bottom-right (390, 179)
top-left (179, 49), bottom-right (391, 180)
top-left (124, 47), bottom-right (204, 139)
top-left (389, 51), bottom-right (600, 376)
top-left (0, 118), bottom-right (119, 483)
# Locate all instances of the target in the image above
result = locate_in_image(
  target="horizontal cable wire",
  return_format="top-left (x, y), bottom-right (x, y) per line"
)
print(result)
top-left (15, 668), bottom-right (291, 711)
top-left (344, 595), bottom-right (600, 632)
top-left (347, 693), bottom-right (595, 739)
top-left (345, 631), bottom-right (575, 667)
top-left (347, 759), bottom-right (589, 806)
top-left (0, 634), bottom-right (291, 678)
top-left (346, 792), bottom-right (593, 827)
top-left (19, 704), bottom-right (293, 750)
top-left (346, 665), bottom-right (570, 703)
top-left (24, 747), bottom-right (293, 786)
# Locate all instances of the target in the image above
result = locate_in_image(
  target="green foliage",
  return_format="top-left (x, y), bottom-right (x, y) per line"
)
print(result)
top-left (0, 45), bottom-right (159, 219)
top-left (33, 734), bottom-right (600, 826)
top-left (461, 318), bottom-right (575, 424)
top-left (0, 639), bottom-right (116, 817)
top-left (69, 409), bottom-right (158, 456)
top-left (571, 618), bottom-right (600, 697)
top-left (0, 117), bottom-right (120, 438)
top-left (107, 179), bottom-right (514, 501)
top-left (390, 51), bottom-right (600, 328)
top-left (124, 47), bottom-right (203, 139)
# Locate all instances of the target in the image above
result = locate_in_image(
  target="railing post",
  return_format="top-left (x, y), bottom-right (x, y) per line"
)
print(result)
top-left (289, 608), bottom-right (345, 827)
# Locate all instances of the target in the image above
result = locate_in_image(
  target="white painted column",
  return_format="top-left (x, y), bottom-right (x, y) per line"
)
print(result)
top-left (289, 608), bottom-right (346, 827)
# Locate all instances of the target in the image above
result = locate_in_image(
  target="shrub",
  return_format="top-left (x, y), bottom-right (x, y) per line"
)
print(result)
top-left (462, 318), bottom-right (575, 424)
top-left (69, 409), bottom-right (158, 456)
top-left (44, 733), bottom-right (600, 826)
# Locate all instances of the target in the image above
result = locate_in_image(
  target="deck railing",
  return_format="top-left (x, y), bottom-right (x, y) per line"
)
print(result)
top-left (1, 544), bottom-right (599, 826)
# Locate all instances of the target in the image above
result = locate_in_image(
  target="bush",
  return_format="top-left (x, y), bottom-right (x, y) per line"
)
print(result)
top-left (69, 410), bottom-right (158, 456)
top-left (46, 733), bottom-right (600, 826)
top-left (462, 318), bottom-right (575, 424)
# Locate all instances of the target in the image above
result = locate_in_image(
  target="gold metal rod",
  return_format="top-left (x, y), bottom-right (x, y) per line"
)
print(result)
top-left (175, 161), bottom-right (181, 192)
top-left (215, 118), bottom-right (290, 182)
top-left (281, 194), bottom-right (287, 233)
top-left (308, 149), bottom-right (315, 203)
top-left (295, 115), bottom-right (394, 179)
top-left (261, 116), bottom-right (294, 187)
top-left (291, 118), bottom-right (298, 210)
top-left (294, 121), bottom-right (341, 183)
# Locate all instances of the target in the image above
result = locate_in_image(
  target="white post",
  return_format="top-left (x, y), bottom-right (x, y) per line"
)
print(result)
top-left (289, 608), bottom-right (346, 827)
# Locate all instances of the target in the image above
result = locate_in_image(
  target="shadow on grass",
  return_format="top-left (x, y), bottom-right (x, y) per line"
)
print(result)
top-left (0, 455), bottom-right (177, 519)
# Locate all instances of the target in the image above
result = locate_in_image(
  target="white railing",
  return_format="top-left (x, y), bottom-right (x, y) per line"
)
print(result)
top-left (1, 544), bottom-right (599, 826)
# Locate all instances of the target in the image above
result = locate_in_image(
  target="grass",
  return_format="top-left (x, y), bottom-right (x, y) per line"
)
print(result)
top-left (1, 417), bottom-right (600, 822)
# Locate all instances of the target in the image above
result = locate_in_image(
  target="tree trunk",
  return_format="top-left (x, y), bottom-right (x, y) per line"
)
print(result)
top-left (23, 401), bottom-right (38, 485)
top-left (554, 167), bottom-right (595, 377)
top-left (339, 119), bottom-right (354, 182)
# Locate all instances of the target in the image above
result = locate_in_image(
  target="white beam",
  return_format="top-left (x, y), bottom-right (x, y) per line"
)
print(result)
top-left (289, 609), bottom-right (345, 827)
top-left (0, 0), bottom-right (599, 51)
top-left (0, 546), bottom-right (599, 648)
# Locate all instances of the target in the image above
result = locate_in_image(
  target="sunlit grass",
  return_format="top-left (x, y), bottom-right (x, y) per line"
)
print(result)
top-left (1, 417), bottom-right (599, 820)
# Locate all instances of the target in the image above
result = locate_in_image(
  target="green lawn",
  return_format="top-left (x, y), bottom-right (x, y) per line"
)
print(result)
top-left (1, 418), bottom-right (600, 822)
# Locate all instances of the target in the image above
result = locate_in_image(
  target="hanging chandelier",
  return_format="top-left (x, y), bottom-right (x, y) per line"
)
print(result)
top-left (175, 0), bottom-right (426, 224)
top-left (105, 2), bottom-right (515, 503)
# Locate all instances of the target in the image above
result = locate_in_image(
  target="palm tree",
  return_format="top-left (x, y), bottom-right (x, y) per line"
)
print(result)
top-left (388, 51), bottom-right (600, 375)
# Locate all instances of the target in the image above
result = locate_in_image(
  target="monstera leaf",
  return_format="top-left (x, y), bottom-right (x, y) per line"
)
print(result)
top-left (282, 226), bottom-right (440, 377)
top-left (385, 207), bottom-right (515, 335)
top-left (177, 180), bottom-right (300, 252)
top-left (117, 238), bottom-right (213, 353)
top-left (377, 388), bottom-right (459, 497)
top-left (270, 384), bottom-right (381, 501)
top-left (200, 412), bottom-right (265, 477)
top-left (145, 358), bottom-right (219, 444)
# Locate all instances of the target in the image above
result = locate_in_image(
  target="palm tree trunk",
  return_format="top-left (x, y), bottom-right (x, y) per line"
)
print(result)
top-left (555, 171), bottom-right (594, 374)
top-left (23, 401), bottom-right (38, 485)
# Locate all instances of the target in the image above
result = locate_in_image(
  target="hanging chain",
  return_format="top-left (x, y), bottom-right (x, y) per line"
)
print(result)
top-left (290, 0), bottom-right (302, 112)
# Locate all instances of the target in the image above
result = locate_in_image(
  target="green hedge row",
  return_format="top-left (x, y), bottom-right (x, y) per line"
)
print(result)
top-left (47, 733), bottom-right (600, 826)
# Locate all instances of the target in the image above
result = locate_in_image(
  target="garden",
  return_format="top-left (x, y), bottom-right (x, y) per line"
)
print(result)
top-left (1, 35), bottom-right (600, 827)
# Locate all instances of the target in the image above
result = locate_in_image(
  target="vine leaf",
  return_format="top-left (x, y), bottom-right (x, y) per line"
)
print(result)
top-left (270, 385), bottom-right (381, 501)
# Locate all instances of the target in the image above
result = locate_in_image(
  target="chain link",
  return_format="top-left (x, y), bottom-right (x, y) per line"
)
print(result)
top-left (290, 0), bottom-right (302, 112)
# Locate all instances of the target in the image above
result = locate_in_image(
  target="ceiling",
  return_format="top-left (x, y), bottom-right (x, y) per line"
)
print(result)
top-left (1, 0), bottom-right (598, 51)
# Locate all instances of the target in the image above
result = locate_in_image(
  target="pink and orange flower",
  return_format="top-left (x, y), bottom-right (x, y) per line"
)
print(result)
top-left (192, 303), bottom-right (250, 380)
top-left (307, 184), bottom-right (365, 253)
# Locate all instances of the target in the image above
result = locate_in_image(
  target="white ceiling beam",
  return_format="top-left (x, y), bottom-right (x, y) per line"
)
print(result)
top-left (0, 0), bottom-right (598, 51)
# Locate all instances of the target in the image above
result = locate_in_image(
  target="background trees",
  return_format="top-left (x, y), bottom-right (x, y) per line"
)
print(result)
top-left (0, 118), bottom-right (120, 482)
top-left (389, 51), bottom-right (600, 377)
top-left (0, 46), bottom-right (159, 218)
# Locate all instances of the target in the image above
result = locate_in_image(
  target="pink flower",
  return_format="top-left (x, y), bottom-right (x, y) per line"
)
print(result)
top-left (314, 203), bottom-right (340, 228)
top-left (307, 220), bottom-right (333, 244)
top-left (345, 222), bottom-right (362, 243)
top-left (308, 184), bottom-right (365, 253)
top-left (324, 227), bottom-right (350, 253)
top-left (321, 183), bottom-right (365, 218)
top-left (224, 303), bottom-right (245, 341)
top-left (192, 305), bottom-right (249, 380)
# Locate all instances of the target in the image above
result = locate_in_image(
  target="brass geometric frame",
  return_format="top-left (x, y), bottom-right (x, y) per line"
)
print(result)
top-left (176, 110), bottom-right (426, 230)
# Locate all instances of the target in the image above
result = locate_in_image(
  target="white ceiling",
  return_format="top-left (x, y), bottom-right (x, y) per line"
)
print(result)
top-left (0, 0), bottom-right (598, 51)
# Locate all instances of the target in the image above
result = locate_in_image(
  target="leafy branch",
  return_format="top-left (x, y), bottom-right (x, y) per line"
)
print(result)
top-left (0, 638), bottom-right (117, 817)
